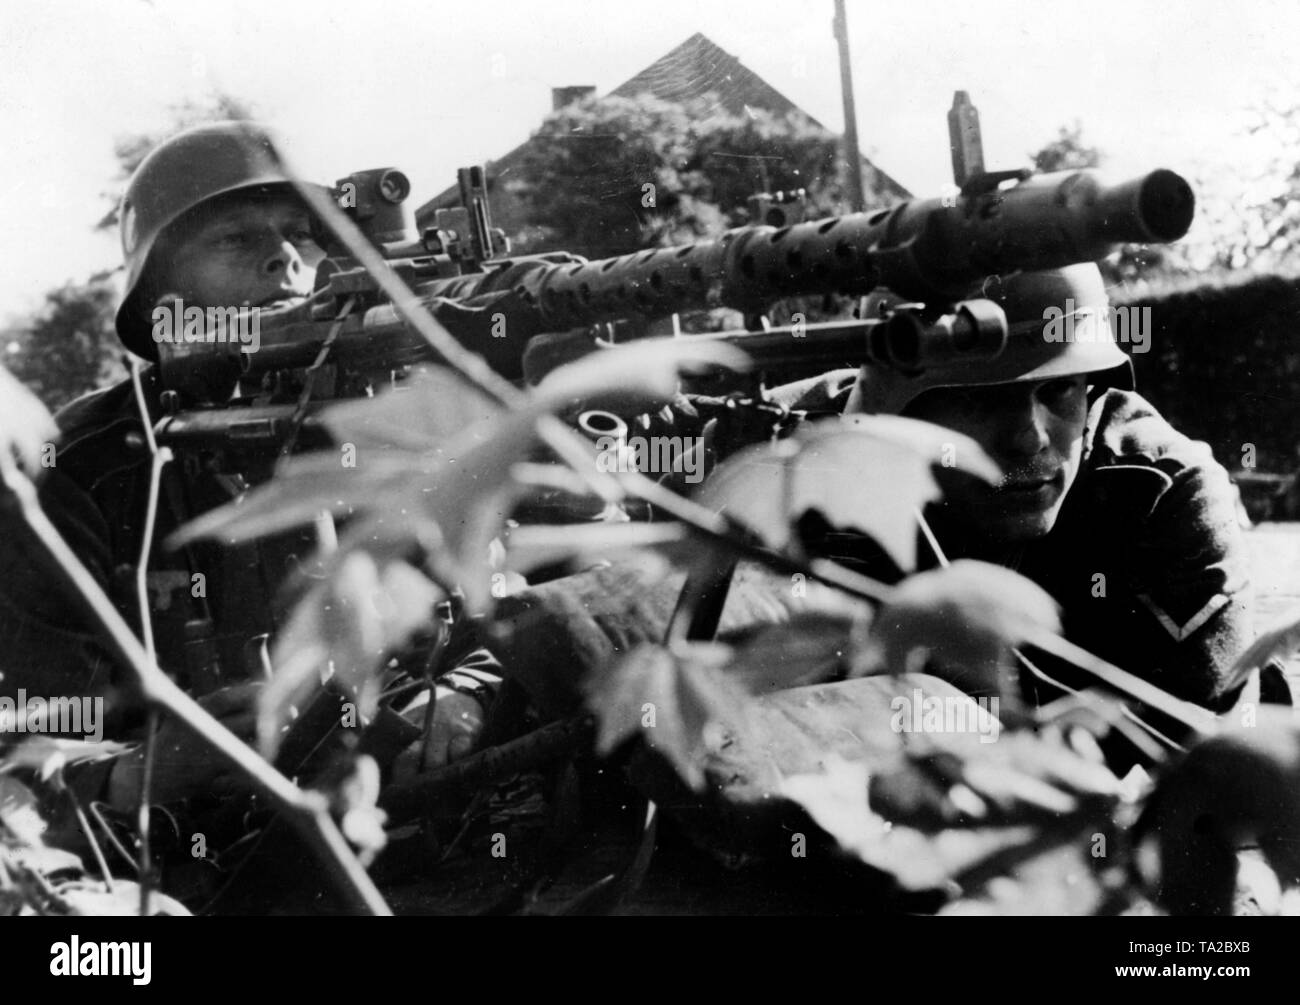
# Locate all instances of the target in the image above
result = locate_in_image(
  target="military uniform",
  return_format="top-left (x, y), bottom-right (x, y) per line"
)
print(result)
top-left (795, 369), bottom-right (1287, 719)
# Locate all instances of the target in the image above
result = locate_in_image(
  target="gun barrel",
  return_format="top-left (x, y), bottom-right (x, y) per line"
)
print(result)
top-left (222, 167), bottom-right (1193, 394)
top-left (433, 168), bottom-right (1193, 331)
top-left (1092, 168), bottom-right (1195, 243)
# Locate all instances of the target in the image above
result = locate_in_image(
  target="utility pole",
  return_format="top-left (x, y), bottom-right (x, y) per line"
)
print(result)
top-left (833, 0), bottom-right (866, 212)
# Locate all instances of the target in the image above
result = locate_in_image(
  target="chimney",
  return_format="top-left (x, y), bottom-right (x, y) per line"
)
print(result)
top-left (552, 86), bottom-right (596, 110)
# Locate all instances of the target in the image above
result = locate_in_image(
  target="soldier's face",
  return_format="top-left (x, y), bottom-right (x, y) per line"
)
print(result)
top-left (906, 375), bottom-right (1089, 544)
top-left (153, 193), bottom-right (324, 310)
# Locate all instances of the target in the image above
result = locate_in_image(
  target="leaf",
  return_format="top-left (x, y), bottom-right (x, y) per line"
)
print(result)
top-left (779, 738), bottom-right (1118, 891)
top-left (586, 643), bottom-right (754, 791)
top-left (418, 411), bottom-right (549, 613)
top-left (532, 336), bottom-right (750, 415)
top-left (721, 611), bottom-right (861, 694)
top-left (1, 737), bottom-right (131, 782)
top-left (850, 560), bottom-right (1061, 701)
top-left (169, 450), bottom-right (420, 547)
top-left (58, 880), bottom-right (192, 916)
top-left (320, 365), bottom-right (505, 451)
top-left (488, 555), bottom-right (686, 716)
top-left (0, 365), bottom-right (59, 477)
top-left (0, 775), bottom-right (46, 847)
top-left (868, 730), bottom-right (1121, 831)
top-left (1223, 610), bottom-right (1300, 693)
top-left (1137, 706), bottom-right (1300, 915)
top-left (260, 555), bottom-right (442, 758)
top-left (778, 755), bottom-right (890, 852)
top-left (333, 755), bottom-right (388, 867)
top-left (695, 415), bottom-right (999, 572)
top-left (179, 336), bottom-right (748, 624)
top-left (503, 521), bottom-right (687, 576)
top-left (5, 845), bottom-right (83, 877)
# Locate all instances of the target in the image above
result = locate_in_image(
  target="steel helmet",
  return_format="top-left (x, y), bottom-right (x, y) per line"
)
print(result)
top-left (845, 263), bottom-right (1135, 416)
top-left (114, 120), bottom-right (322, 359)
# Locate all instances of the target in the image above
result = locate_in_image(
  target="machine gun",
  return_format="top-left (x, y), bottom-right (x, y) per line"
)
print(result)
top-left (152, 92), bottom-right (1194, 463)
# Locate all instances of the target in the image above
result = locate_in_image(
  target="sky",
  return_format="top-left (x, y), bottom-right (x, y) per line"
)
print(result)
top-left (3, 0), bottom-right (1299, 321)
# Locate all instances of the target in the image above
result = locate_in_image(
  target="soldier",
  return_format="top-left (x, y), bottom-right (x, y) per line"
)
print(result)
top-left (0, 122), bottom-right (494, 811)
top-left (825, 263), bottom-right (1289, 730)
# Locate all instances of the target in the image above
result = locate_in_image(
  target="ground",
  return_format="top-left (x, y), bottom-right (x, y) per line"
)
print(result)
top-left (1246, 522), bottom-right (1300, 685)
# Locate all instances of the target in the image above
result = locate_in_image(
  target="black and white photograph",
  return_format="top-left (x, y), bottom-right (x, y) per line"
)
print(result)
top-left (2, 0), bottom-right (1298, 966)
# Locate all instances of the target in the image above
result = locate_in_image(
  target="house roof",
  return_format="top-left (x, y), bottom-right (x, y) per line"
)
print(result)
top-left (607, 31), bottom-right (820, 125)
top-left (415, 32), bottom-right (909, 223)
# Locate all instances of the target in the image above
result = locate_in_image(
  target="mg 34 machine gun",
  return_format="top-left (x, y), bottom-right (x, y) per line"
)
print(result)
top-left (152, 92), bottom-right (1194, 470)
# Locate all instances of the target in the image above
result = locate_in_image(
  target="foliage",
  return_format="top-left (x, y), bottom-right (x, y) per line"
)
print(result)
top-left (10, 100), bottom-right (1294, 915)
top-left (1115, 271), bottom-right (1300, 474)
top-left (167, 330), bottom-right (1140, 910)
top-left (7, 301), bottom-right (1287, 912)
top-left (4, 281), bottom-right (124, 412)
top-left (0, 737), bottom-right (190, 916)
top-left (1177, 100), bottom-right (1300, 276)
top-left (1029, 120), bottom-right (1100, 173)
top-left (506, 93), bottom-right (887, 260)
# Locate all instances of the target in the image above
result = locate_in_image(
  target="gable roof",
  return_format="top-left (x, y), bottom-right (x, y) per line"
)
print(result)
top-left (607, 32), bottom-right (819, 125)
top-left (415, 32), bottom-right (909, 223)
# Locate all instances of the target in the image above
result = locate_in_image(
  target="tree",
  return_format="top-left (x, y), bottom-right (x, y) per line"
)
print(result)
top-left (507, 92), bottom-right (887, 260)
top-left (5, 281), bottom-right (123, 411)
top-left (1029, 122), bottom-right (1189, 286)
top-left (1181, 99), bottom-right (1300, 274)
top-left (1029, 121), bottom-right (1100, 173)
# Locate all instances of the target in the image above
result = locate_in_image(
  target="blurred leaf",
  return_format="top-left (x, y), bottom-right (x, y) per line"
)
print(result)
top-left (0, 366), bottom-right (59, 476)
top-left (5, 845), bottom-right (83, 876)
top-left (58, 880), bottom-right (192, 916)
top-left (1138, 706), bottom-right (1300, 915)
top-left (1, 737), bottom-right (131, 783)
top-left (0, 776), bottom-right (46, 846)
top-left (696, 415), bottom-right (999, 572)
top-left (488, 555), bottom-right (684, 716)
top-left (868, 730), bottom-right (1120, 831)
top-left (178, 337), bottom-right (745, 603)
top-left (1223, 611), bottom-right (1300, 693)
top-left (169, 451), bottom-right (419, 547)
top-left (850, 560), bottom-right (1061, 701)
top-left (419, 411), bottom-right (546, 613)
top-left (778, 755), bottom-right (889, 851)
top-left (320, 365), bottom-right (505, 451)
top-left (780, 732), bottom-right (1119, 891)
top-left (722, 611), bottom-right (860, 694)
top-left (333, 755), bottom-right (387, 867)
top-left (261, 555), bottom-right (442, 758)
top-left (503, 521), bottom-right (688, 576)
top-left (586, 643), bottom-right (753, 791)
top-left (533, 337), bottom-right (749, 415)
